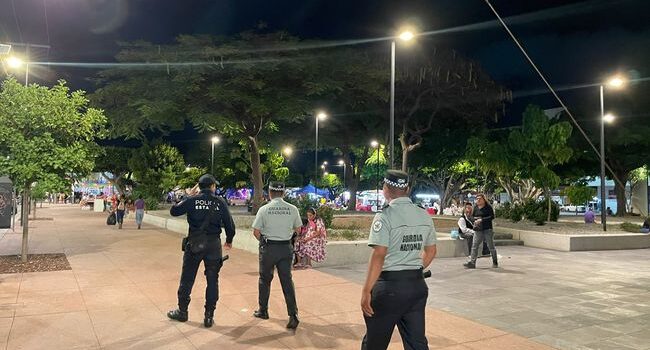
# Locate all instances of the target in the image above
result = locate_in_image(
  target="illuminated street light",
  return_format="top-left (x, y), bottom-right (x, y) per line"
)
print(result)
top-left (314, 110), bottom-right (329, 196)
top-left (338, 160), bottom-right (344, 165)
top-left (324, 172), bottom-right (329, 176)
top-left (6, 56), bottom-right (23, 68)
top-left (317, 111), bottom-right (328, 121)
top-left (283, 146), bottom-right (293, 157)
top-left (399, 31), bottom-right (415, 41)
top-left (603, 113), bottom-right (616, 123)
top-left (606, 76), bottom-right (626, 89)
top-left (370, 140), bottom-right (379, 148)
top-left (323, 161), bottom-right (328, 165)
top-left (371, 140), bottom-right (380, 211)
top-left (321, 165), bottom-right (326, 169)
top-left (390, 27), bottom-right (417, 169)
top-left (211, 136), bottom-right (221, 174)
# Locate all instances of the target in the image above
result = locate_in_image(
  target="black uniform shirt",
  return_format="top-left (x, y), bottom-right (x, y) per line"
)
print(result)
top-left (170, 189), bottom-right (236, 243)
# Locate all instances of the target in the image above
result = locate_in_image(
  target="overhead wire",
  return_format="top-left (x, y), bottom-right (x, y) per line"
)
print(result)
top-left (481, 0), bottom-right (624, 189)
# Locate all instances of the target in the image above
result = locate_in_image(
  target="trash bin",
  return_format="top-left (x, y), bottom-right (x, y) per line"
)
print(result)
top-left (0, 177), bottom-right (13, 229)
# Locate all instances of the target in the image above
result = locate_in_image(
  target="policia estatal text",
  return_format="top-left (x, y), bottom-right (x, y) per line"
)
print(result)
top-left (361, 170), bottom-right (437, 350)
top-left (167, 174), bottom-right (235, 328)
top-left (252, 181), bottom-right (302, 329)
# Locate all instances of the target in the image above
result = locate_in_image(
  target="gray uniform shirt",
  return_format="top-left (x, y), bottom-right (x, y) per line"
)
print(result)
top-left (252, 198), bottom-right (302, 240)
top-left (368, 197), bottom-right (437, 271)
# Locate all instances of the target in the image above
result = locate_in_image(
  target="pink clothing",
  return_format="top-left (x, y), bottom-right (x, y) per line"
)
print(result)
top-left (297, 218), bottom-right (327, 262)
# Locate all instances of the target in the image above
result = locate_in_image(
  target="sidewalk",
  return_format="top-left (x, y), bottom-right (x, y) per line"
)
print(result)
top-left (0, 206), bottom-right (552, 350)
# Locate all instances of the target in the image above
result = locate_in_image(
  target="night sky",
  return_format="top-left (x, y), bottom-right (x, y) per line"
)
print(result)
top-left (1, 0), bottom-right (649, 132)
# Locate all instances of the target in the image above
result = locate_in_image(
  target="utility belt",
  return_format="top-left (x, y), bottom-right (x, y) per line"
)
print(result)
top-left (379, 268), bottom-right (426, 281)
top-left (260, 236), bottom-right (292, 245)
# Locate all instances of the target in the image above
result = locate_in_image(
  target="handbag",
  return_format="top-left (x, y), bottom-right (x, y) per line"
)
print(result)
top-left (106, 212), bottom-right (117, 225)
top-left (182, 202), bottom-right (216, 254)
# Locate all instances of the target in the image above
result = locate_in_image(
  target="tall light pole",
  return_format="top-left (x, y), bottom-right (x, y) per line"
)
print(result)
top-left (599, 75), bottom-right (626, 231)
top-left (211, 136), bottom-right (221, 175)
top-left (371, 140), bottom-right (380, 211)
top-left (315, 111), bottom-right (327, 196)
top-left (337, 160), bottom-right (346, 188)
top-left (389, 29), bottom-right (416, 169)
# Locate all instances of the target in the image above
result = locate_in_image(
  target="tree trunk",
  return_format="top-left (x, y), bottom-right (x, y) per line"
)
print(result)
top-left (547, 188), bottom-right (552, 222)
top-left (614, 172), bottom-right (628, 217)
top-left (21, 185), bottom-right (30, 262)
top-left (248, 136), bottom-right (264, 214)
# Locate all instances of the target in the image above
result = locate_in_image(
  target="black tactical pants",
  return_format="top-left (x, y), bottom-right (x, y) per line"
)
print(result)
top-left (362, 270), bottom-right (429, 350)
top-left (258, 241), bottom-right (298, 316)
top-left (177, 239), bottom-right (222, 312)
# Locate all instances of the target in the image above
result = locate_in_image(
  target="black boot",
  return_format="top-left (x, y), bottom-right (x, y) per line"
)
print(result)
top-left (463, 261), bottom-right (476, 269)
top-left (204, 308), bottom-right (214, 328)
top-left (253, 309), bottom-right (269, 320)
top-left (167, 309), bottom-right (188, 322)
top-left (492, 257), bottom-right (499, 268)
top-left (286, 315), bottom-right (300, 329)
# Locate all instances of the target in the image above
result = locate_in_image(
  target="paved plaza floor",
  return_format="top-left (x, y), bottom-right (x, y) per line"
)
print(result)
top-left (0, 206), bottom-right (647, 349)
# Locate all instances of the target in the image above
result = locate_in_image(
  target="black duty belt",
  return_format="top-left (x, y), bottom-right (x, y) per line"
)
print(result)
top-left (379, 269), bottom-right (424, 281)
top-left (265, 239), bottom-right (292, 245)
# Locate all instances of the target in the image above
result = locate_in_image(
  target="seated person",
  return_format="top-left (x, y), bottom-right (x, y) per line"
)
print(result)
top-left (584, 208), bottom-right (595, 224)
top-left (458, 202), bottom-right (490, 256)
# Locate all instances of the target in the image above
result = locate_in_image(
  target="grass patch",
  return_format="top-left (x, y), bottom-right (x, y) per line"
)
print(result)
top-left (620, 222), bottom-right (642, 233)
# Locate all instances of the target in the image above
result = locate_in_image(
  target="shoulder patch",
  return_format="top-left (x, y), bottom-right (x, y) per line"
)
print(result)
top-left (373, 220), bottom-right (383, 232)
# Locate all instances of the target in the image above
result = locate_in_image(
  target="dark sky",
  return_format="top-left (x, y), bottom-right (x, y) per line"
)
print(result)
top-left (1, 0), bottom-right (649, 121)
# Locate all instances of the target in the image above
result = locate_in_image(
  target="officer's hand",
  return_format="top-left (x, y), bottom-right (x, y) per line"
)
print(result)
top-left (223, 242), bottom-right (232, 251)
top-left (361, 291), bottom-right (374, 317)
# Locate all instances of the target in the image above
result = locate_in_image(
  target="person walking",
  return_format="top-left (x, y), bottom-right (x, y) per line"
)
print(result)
top-left (295, 208), bottom-right (327, 268)
top-left (167, 174), bottom-right (236, 328)
top-left (252, 181), bottom-right (302, 329)
top-left (361, 170), bottom-right (438, 350)
top-left (116, 195), bottom-right (126, 229)
top-left (464, 194), bottom-right (498, 269)
top-left (457, 202), bottom-right (490, 257)
top-left (134, 195), bottom-right (145, 229)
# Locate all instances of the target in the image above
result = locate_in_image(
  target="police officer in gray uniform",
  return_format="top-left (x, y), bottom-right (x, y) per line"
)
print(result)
top-left (361, 170), bottom-right (438, 350)
top-left (252, 181), bottom-right (302, 329)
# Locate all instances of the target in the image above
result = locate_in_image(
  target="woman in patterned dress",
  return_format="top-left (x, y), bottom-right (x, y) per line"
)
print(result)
top-left (296, 208), bottom-right (327, 268)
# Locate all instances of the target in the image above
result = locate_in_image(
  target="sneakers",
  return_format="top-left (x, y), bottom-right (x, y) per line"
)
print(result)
top-left (463, 261), bottom-right (476, 269)
top-left (167, 309), bottom-right (188, 322)
top-left (286, 315), bottom-right (300, 329)
top-left (253, 309), bottom-right (269, 320)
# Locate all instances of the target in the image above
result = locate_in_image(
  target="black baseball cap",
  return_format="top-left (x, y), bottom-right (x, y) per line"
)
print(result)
top-left (198, 174), bottom-right (219, 186)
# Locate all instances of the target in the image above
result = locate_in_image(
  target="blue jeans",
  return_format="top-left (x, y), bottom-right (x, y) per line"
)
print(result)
top-left (135, 209), bottom-right (144, 226)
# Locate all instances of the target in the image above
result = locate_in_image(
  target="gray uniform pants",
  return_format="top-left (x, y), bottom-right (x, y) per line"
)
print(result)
top-left (258, 242), bottom-right (297, 316)
top-left (470, 229), bottom-right (497, 263)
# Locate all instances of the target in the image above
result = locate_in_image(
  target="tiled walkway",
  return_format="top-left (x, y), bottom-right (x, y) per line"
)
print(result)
top-left (322, 246), bottom-right (650, 350)
top-left (0, 206), bottom-right (552, 349)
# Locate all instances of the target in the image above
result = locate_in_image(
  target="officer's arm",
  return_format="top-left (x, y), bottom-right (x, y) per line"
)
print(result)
top-left (422, 245), bottom-right (437, 268)
top-left (170, 199), bottom-right (190, 217)
top-left (363, 246), bottom-right (387, 295)
top-left (218, 197), bottom-right (236, 244)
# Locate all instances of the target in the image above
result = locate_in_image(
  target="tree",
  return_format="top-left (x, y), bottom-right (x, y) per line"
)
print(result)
top-left (94, 146), bottom-right (134, 194)
top-left (0, 78), bottom-right (106, 261)
top-left (562, 184), bottom-right (596, 207)
top-left (415, 161), bottom-right (476, 208)
top-left (129, 143), bottom-right (185, 200)
top-left (395, 48), bottom-right (509, 171)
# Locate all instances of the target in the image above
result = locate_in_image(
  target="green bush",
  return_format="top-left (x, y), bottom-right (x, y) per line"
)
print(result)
top-left (498, 199), bottom-right (559, 225)
top-left (494, 202), bottom-right (510, 219)
top-left (620, 222), bottom-right (641, 233)
top-left (317, 205), bottom-right (334, 228)
top-left (284, 196), bottom-right (333, 227)
top-left (144, 197), bottom-right (160, 211)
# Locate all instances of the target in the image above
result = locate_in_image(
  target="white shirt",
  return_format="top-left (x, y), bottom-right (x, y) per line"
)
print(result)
top-left (457, 215), bottom-right (475, 236)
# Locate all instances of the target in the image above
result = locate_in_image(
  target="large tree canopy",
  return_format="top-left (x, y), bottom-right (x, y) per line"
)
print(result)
top-left (0, 78), bottom-right (106, 261)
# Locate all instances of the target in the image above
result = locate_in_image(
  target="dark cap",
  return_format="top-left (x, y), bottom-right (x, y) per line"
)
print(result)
top-left (269, 181), bottom-right (286, 192)
top-left (383, 170), bottom-right (409, 189)
top-left (198, 174), bottom-right (218, 186)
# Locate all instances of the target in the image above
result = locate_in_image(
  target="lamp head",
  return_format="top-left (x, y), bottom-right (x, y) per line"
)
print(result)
top-left (338, 160), bottom-right (344, 165)
top-left (606, 75), bottom-right (626, 89)
top-left (603, 113), bottom-right (616, 123)
top-left (398, 31), bottom-right (415, 42)
top-left (370, 140), bottom-right (379, 148)
top-left (211, 136), bottom-right (221, 144)
top-left (6, 56), bottom-right (23, 69)
top-left (317, 112), bottom-right (328, 121)
top-left (283, 146), bottom-right (293, 156)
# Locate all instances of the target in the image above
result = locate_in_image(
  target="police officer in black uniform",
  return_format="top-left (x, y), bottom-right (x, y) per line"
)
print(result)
top-left (167, 174), bottom-right (236, 328)
top-left (361, 170), bottom-right (438, 350)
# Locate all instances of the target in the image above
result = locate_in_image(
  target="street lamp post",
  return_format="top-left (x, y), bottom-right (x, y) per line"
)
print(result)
top-left (211, 136), bottom-right (220, 175)
top-left (314, 112), bottom-right (327, 196)
top-left (371, 140), bottom-right (380, 211)
top-left (337, 160), bottom-right (346, 188)
top-left (389, 29), bottom-right (415, 169)
top-left (598, 75), bottom-right (626, 231)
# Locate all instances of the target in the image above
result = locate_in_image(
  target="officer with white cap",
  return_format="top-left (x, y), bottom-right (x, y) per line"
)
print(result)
top-left (252, 181), bottom-right (302, 329)
top-left (361, 170), bottom-right (438, 350)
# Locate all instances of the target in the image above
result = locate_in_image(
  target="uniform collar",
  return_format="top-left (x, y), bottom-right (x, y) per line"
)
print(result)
top-left (200, 189), bottom-right (214, 195)
top-left (271, 197), bottom-right (283, 202)
top-left (389, 197), bottom-right (412, 205)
